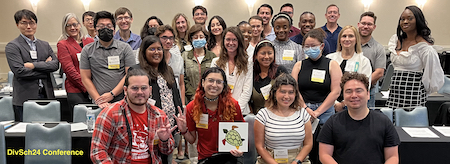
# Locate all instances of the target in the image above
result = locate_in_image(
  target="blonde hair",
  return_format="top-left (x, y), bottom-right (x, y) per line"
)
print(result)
top-left (337, 25), bottom-right (362, 54)
top-left (172, 13), bottom-right (191, 49)
top-left (58, 13), bottom-right (84, 42)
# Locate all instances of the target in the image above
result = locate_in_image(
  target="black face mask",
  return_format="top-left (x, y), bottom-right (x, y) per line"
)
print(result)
top-left (98, 28), bottom-right (114, 42)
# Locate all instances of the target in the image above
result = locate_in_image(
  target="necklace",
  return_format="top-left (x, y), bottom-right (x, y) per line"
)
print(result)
top-left (204, 96), bottom-right (219, 102)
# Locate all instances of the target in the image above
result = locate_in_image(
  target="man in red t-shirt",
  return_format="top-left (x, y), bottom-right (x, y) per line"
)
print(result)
top-left (91, 69), bottom-right (176, 164)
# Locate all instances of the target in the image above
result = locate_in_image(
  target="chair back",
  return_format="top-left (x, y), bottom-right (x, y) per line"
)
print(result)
top-left (23, 101), bottom-right (60, 122)
top-left (380, 108), bottom-right (394, 123)
top-left (0, 124), bottom-right (6, 164)
top-left (380, 64), bottom-right (394, 91)
top-left (62, 73), bottom-right (66, 90)
top-left (24, 123), bottom-right (71, 164)
top-left (434, 102), bottom-right (450, 126)
top-left (438, 76), bottom-right (450, 94)
top-left (73, 104), bottom-right (102, 123)
top-left (395, 106), bottom-right (429, 127)
top-left (243, 114), bottom-right (257, 164)
top-left (0, 97), bottom-right (14, 121)
top-left (7, 71), bottom-right (13, 87)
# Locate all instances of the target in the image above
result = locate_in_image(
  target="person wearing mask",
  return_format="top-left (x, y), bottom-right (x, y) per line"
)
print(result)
top-left (6, 9), bottom-right (59, 121)
top-left (386, 6), bottom-right (444, 110)
top-left (207, 16), bottom-right (227, 56)
top-left (176, 67), bottom-right (245, 164)
top-left (140, 16), bottom-right (164, 39)
top-left (129, 35), bottom-right (184, 164)
top-left (183, 24), bottom-right (216, 102)
top-left (211, 27), bottom-right (253, 115)
top-left (271, 13), bottom-right (304, 73)
top-left (290, 11), bottom-right (331, 56)
top-left (326, 25), bottom-right (372, 112)
top-left (255, 74), bottom-right (312, 164)
top-left (172, 13), bottom-right (192, 53)
top-left (257, 4), bottom-right (275, 41)
top-left (250, 40), bottom-right (288, 114)
top-left (321, 4), bottom-right (342, 53)
top-left (57, 13), bottom-right (94, 118)
top-left (80, 11), bottom-right (136, 109)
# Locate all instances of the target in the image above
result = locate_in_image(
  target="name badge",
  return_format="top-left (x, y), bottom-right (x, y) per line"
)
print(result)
top-left (133, 50), bottom-right (140, 64)
top-left (196, 114), bottom-right (209, 129)
top-left (345, 61), bottom-right (359, 72)
top-left (227, 75), bottom-right (236, 90)
top-left (153, 134), bottom-right (160, 145)
top-left (30, 51), bottom-right (37, 60)
top-left (311, 69), bottom-right (326, 83)
top-left (260, 84), bottom-right (272, 100)
top-left (184, 45), bottom-right (193, 51)
top-left (282, 50), bottom-right (294, 61)
top-left (77, 53), bottom-right (81, 62)
top-left (148, 98), bottom-right (156, 106)
top-left (108, 56), bottom-right (120, 69)
top-left (274, 149), bottom-right (289, 163)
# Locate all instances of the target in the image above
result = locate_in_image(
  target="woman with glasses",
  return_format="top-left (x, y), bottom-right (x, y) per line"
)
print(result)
top-left (129, 35), bottom-right (184, 164)
top-left (57, 13), bottom-right (94, 117)
top-left (211, 27), bottom-right (253, 115)
top-left (248, 16), bottom-right (264, 57)
top-left (183, 24), bottom-right (217, 103)
top-left (176, 67), bottom-right (245, 164)
top-left (207, 16), bottom-right (227, 57)
top-left (172, 13), bottom-right (191, 53)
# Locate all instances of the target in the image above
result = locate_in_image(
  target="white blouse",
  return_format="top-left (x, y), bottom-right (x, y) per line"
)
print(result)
top-left (211, 57), bottom-right (253, 114)
top-left (327, 51), bottom-right (372, 83)
top-left (388, 34), bottom-right (444, 94)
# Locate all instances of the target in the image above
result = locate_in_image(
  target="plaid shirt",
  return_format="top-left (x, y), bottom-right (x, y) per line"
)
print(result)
top-left (90, 99), bottom-right (174, 164)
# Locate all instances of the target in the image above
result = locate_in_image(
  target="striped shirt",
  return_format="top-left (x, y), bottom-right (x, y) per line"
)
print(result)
top-left (256, 107), bottom-right (310, 150)
top-left (272, 39), bottom-right (304, 73)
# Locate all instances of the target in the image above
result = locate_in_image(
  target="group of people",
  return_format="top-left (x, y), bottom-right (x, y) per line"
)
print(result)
top-left (5, 2), bottom-right (444, 164)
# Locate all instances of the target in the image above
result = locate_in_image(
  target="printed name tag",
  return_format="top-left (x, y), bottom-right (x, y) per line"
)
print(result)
top-left (282, 50), bottom-right (294, 61)
top-left (147, 98), bottom-right (156, 106)
top-left (184, 45), bottom-right (193, 51)
top-left (133, 50), bottom-right (139, 64)
top-left (77, 53), bottom-right (81, 62)
top-left (108, 56), bottom-right (120, 69)
top-left (153, 134), bottom-right (160, 145)
top-left (227, 75), bottom-right (236, 90)
top-left (345, 61), bottom-right (359, 72)
top-left (196, 114), bottom-right (209, 129)
top-left (30, 51), bottom-right (37, 60)
top-left (311, 69), bottom-right (326, 83)
top-left (260, 84), bottom-right (272, 100)
top-left (274, 149), bottom-right (289, 163)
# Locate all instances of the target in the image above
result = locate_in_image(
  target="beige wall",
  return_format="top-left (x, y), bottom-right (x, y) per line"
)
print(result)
top-left (1, 0), bottom-right (449, 52)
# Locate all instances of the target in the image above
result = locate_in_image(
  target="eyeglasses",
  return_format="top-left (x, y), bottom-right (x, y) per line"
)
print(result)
top-left (192, 35), bottom-right (205, 39)
top-left (225, 38), bottom-right (238, 43)
top-left (194, 12), bottom-right (206, 16)
top-left (360, 22), bottom-right (374, 27)
top-left (66, 23), bottom-right (80, 28)
top-left (96, 24), bottom-right (114, 29)
top-left (19, 21), bottom-right (36, 27)
top-left (84, 18), bottom-right (93, 23)
top-left (117, 16), bottom-right (131, 21)
top-left (129, 86), bottom-right (149, 92)
top-left (206, 78), bottom-right (224, 85)
top-left (160, 36), bottom-right (174, 41)
top-left (148, 47), bottom-right (163, 52)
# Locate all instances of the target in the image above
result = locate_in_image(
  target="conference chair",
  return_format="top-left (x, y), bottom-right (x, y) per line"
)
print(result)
top-left (73, 104), bottom-right (102, 123)
top-left (380, 108), bottom-right (394, 123)
top-left (0, 124), bottom-right (6, 164)
top-left (380, 64), bottom-right (394, 91)
top-left (434, 102), bottom-right (450, 126)
top-left (438, 76), bottom-right (450, 94)
top-left (7, 71), bottom-right (13, 87)
top-left (62, 73), bottom-right (66, 90)
top-left (395, 106), bottom-right (429, 127)
top-left (243, 114), bottom-right (257, 164)
top-left (23, 101), bottom-right (60, 122)
top-left (24, 123), bottom-right (71, 164)
top-left (0, 97), bottom-right (14, 121)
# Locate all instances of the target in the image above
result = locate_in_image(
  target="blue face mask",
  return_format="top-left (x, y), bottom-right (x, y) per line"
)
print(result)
top-left (192, 38), bottom-right (207, 49)
top-left (303, 44), bottom-right (322, 59)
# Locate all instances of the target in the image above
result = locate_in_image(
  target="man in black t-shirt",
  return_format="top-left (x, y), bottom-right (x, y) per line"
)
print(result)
top-left (317, 72), bottom-right (400, 164)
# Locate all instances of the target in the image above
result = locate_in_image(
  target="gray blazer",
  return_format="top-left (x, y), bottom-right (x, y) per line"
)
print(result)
top-left (5, 35), bottom-right (59, 106)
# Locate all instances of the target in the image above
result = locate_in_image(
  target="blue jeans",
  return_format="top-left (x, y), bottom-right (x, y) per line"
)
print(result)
top-left (306, 102), bottom-right (335, 124)
top-left (368, 83), bottom-right (379, 109)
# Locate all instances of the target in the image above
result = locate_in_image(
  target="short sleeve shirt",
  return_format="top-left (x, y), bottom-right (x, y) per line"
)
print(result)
top-left (361, 37), bottom-right (386, 71)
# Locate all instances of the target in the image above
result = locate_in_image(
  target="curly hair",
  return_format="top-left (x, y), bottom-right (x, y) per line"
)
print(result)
top-left (216, 27), bottom-right (248, 75)
top-left (191, 67), bottom-right (237, 123)
top-left (340, 72), bottom-right (369, 91)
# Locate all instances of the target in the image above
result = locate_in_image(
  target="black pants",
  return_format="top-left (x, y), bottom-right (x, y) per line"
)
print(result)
top-left (198, 153), bottom-right (243, 164)
top-left (13, 105), bottom-right (23, 122)
top-left (67, 92), bottom-right (91, 122)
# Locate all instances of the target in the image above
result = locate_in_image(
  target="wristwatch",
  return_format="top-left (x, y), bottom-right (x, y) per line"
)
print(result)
top-left (293, 159), bottom-right (302, 164)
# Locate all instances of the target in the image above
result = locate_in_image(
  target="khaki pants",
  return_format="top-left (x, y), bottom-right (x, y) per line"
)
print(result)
top-left (257, 147), bottom-right (311, 164)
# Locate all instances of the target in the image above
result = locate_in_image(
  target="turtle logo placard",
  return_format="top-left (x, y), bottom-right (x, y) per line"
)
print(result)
top-left (218, 122), bottom-right (248, 152)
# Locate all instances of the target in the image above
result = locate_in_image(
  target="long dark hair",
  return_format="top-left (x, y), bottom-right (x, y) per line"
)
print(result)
top-left (396, 5), bottom-right (433, 50)
top-left (140, 16), bottom-right (164, 39)
top-left (253, 40), bottom-right (278, 81)
top-left (207, 15), bottom-right (227, 50)
top-left (138, 36), bottom-right (175, 87)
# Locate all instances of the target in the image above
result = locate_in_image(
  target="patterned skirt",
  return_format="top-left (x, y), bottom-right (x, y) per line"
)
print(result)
top-left (386, 70), bottom-right (427, 110)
